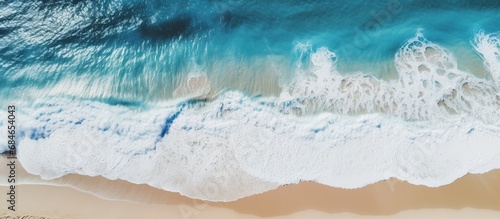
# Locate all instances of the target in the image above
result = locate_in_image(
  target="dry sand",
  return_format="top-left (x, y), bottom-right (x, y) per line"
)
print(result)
top-left (1, 156), bottom-right (500, 218)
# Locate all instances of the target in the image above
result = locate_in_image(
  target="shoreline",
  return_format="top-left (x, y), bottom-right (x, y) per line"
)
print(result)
top-left (2, 184), bottom-right (500, 219)
top-left (1, 157), bottom-right (500, 218)
top-left (3, 184), bottom-right (500, 219)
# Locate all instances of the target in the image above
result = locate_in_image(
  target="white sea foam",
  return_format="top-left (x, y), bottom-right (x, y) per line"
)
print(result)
top-left (9, 31), bottom-right (500, 201)
top-left (473, 31), bottom-right (500, 85)
top-left (281, 31), bottom-right (499, 121)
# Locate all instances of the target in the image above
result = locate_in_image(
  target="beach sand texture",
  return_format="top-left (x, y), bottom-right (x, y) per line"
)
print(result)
top-left (1, 157), bottom-right (500, 218)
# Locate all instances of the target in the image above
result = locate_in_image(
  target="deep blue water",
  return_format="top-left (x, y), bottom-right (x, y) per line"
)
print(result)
top-left (1, 0), bottom-right (499, 101)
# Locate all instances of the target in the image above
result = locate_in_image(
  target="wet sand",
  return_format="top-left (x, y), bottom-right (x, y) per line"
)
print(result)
top-left (1, 156), bottom-right (500, 218)
top-left (1, 184), bottom-right (500, 219)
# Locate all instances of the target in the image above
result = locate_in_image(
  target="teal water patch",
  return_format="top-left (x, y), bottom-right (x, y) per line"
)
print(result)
top-left (0, 0), bottom-right (499, 100)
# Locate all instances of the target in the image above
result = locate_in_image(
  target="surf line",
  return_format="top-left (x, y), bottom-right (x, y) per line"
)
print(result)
top-left (6, 105), bottom-right (17, 211)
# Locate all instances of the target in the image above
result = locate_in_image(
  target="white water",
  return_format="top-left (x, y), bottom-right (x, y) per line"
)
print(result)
top-left (2, 31), bottom-right (499, 201)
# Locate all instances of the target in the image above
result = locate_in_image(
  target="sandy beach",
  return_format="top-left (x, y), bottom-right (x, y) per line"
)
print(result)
top-left (2, 0), bottom-right (500, 218)
top-left (1, 156), bottom-right (500, 219)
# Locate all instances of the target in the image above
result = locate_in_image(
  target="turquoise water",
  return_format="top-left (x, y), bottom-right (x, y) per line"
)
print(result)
top-left (1, 0), bottom-right (499, 101)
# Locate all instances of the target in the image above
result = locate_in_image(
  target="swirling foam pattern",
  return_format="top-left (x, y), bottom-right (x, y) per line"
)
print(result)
top-left (2, 32), bottom-right (497, 201)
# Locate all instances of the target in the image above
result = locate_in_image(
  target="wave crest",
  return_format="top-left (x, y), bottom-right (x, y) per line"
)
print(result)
top-left (6, 31), bottom-right (500, 202)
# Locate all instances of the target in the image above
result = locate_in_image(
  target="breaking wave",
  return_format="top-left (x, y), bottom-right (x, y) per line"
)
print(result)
top-left (1, 31), bottom-right (499, 201)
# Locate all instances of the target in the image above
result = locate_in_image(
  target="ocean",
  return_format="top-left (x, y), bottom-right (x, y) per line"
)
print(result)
top-left (1, 0), bottom-right (499, 201)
